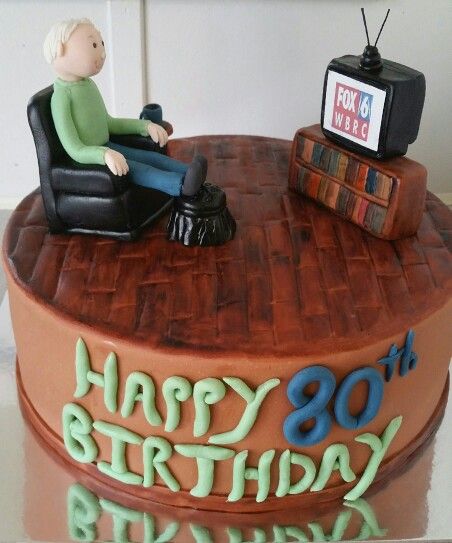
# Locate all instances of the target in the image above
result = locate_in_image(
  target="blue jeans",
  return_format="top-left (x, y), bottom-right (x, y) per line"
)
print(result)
top-left (106, 141), bottom-right (188, 196)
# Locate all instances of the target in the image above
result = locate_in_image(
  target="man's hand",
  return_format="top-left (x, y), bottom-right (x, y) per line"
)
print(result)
top-left (104, 149), bottom-right (129, 176)
top-left (147, 122), bottom-right (169, 147)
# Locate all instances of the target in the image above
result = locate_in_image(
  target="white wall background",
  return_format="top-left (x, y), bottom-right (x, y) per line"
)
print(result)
top-left (0, 0), bottom-right (451, 203)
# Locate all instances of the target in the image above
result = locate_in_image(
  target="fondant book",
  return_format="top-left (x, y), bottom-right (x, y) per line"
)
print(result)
top-left (289, 125), bottom-right (427, 239)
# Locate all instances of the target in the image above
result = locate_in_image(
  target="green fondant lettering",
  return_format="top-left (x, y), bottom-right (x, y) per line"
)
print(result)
top-left (190, 524), bottom-right (214, 543)
top-left (174, 444), bottom-right (234, 497)
top-left (62, 403), bottom-right (98, 463)
top-left (276, 450), bottom-right (317, 497)
top-left (73, 337), bottom-right (118, 413)
top-left (228, 451), bottom-right (247, 503)
top-left (120, 371), bottom-right (163, 426)
top-left (345, 416), bottom-right (403, 501)
top-left (100, 497), bottom-right (142, 543)
top-left (289, 452), bottom-right (317, 495)
top-left (193, 378), bottom-right (226, 437)
top-left (143, 513), bottom-right (180, 543)
top-left (93, 420), bottom-right (143, 485)
top-left (273, 525), bottom-right (308, 542)
top-left (162, 376), bottom-right (192, 432)
top-left (228, 449), bottom-right (275, 503)
top-left (74, 338), bottom-right (91, 398)
top-left (103, 353), bottom-right (118, 413)
top-left (344, 498), bottom-right (387, 539)
top-left (227, 527), bottom-right (267, 543)
top-left (276, 449), bottom-right (291, 498)
top-left (143, 436), bottom-right (180, 492)
top-left (67, 483), bottom-right (100, 542)
top-left (311, 444), bottom-right (356, 492)
top-left (209, 378), bottom-right (280, 445)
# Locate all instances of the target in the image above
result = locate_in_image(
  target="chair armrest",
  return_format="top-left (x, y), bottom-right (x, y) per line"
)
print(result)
top-left (109, 121), bottom-right (174, 152)
top-left (51, 159), bottom-right (130, 196)
top-left (160, 121), bottom-right (173, 136)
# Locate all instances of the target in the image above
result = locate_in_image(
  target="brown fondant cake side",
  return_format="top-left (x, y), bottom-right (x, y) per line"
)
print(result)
top-left (3, 135), bottom-right (452, 512)
top-left (8, 277), bottom-right (450, 510)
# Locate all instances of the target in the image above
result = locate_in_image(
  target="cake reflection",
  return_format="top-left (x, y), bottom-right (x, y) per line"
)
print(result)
top-left (67, 483), bottom-right (386, 542)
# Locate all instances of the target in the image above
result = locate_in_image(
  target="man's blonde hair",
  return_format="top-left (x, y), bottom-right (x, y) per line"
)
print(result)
top-left (43, 18), bottom-right (96, 64)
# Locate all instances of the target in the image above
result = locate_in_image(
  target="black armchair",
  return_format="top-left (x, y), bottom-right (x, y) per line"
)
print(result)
top-left (27, 86), bottom-right (174, 240)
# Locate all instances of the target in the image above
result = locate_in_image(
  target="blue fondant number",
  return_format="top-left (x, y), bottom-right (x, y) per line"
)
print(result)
top-left (377, 329), bottom-right (418, 382)
top-left (283, 366), bottom-right (336, 446)
top-left (334, 367), bottom-right (384, 430)
top-left (284, 366), bottom-right (384, 446)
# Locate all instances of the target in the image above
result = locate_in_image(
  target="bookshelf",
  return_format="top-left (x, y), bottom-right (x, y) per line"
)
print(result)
top-left (289, 125), bottom-right (427, 240)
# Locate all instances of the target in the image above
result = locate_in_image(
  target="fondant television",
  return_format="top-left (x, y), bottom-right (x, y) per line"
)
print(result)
top-left (321, 11), bottom-right (426, 159)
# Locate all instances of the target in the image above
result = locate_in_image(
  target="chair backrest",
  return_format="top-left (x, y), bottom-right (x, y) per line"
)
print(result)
top-left (27, 86), bottom-right (65, 231)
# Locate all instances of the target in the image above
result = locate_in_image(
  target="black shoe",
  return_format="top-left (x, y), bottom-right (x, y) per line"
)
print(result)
top-left (181, 160), bottom-right (203, 197)
top-left (194, 154), bottom-right (208, 183)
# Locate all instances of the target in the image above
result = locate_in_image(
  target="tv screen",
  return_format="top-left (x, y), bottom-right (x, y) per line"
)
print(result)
top-left (323, 70), bottom-right (387, 153)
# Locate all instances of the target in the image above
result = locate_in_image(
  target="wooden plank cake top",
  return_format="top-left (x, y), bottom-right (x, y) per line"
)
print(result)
top-left (3, 135), bottom-right (452, 356)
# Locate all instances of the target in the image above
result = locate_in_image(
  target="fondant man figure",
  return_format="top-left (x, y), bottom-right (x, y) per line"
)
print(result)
top-left (43, 18), bottom-right (206, 197)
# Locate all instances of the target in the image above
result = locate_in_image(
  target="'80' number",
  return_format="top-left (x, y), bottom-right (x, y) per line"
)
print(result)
top-left (283, 366), bottom-right (384, 447)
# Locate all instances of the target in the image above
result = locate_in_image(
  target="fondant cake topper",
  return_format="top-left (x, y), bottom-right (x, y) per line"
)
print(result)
top-left (44, 18), bottom-right (205, 197)
top-left (36, 17), bottom-right (236, 246)
top-left (321, 9), bottom-right (426, 159)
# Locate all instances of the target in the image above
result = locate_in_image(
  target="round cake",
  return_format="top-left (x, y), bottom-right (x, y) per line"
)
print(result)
top-left (3, 135), bottom-right (452, 512)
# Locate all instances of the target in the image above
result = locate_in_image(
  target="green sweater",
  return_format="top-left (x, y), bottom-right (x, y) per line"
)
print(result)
top-left (51, 78), bottom-right (149, 165)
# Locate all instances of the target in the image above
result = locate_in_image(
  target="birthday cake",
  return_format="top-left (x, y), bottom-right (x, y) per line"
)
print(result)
top-left (3, 133), bottom-right (452, 512)
top-left (2, 12), bottom-right (452, 515)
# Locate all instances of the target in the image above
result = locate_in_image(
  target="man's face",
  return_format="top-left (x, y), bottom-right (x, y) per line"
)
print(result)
top-left (54, 24), bottom-right (106, 79)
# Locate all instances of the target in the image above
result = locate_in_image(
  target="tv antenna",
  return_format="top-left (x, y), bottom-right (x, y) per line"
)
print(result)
top-left (361, 8), bottom-right (391, 47)
top-left (359, 8), bottom-right (391, 71)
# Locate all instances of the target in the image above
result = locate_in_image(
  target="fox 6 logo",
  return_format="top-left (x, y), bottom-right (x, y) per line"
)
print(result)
top-left (357, 91), bottom-right (372, 121)
top-left (332, 83), bottom-right (373, 141)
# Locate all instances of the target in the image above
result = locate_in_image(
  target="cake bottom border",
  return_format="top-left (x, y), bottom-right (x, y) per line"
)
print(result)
top-left (17, 360), bottom-right (449, 514)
